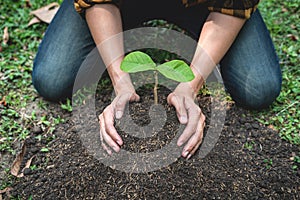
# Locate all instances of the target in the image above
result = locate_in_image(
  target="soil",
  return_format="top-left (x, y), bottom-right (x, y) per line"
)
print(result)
top-left (6, 80), bottom-right (300, 199)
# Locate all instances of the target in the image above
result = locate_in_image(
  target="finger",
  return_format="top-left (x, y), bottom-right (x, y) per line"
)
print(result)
top-left (183, 114), bottom-right (205, 159)
top-left (101, 139), bottom-right (113, 155)
top-left (177, 103), bottom-right (201, 146)
top-left (100, 111), bottom-right (122, 151)
top-left (99, 114), bottom-right (112, 155)
top-left (114, 94), bottom-right (128, 119)
top-left (129, 93), bottom-right (140, 102)
top-left (167, 93), bottom-right (188, 124)
top-left (177, 98), bottom-right (203, 146)
top-left (114, 93), bottom-right (140, 119)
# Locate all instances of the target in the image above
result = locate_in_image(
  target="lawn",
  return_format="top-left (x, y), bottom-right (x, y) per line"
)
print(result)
top-left (0, 0), bottom-right (299, 198)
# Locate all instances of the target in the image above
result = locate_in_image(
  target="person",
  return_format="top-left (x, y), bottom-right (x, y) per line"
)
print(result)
top-left (32, 0), bottom-right (282, 159)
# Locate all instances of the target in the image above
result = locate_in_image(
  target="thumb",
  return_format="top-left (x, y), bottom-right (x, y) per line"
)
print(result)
top-left (114, 92), bottom-right (139, 119)
top-left (167, 93), bottom-right (188, 124)
top-left (114, 94), bottom-right (129, 119)
top-left (129, 92), bottom-right (140, 102)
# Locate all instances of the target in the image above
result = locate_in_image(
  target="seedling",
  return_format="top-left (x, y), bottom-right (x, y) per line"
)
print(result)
top-left (120, 51), bottom-right (195, 104)
top-left (40, 147), bottom-right (49, 153)
top-left (263, 158), bottom-right (273, 169)
top-left (60, 98), bottom-right (73, 112)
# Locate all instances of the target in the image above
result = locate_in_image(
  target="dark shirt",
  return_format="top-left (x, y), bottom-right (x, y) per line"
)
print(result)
top-left (74, 0), bottom-right (260, 19)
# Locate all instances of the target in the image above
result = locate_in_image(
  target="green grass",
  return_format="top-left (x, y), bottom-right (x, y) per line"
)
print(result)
top-left (0, 0), bottom-right (64, 154)
top-left (0, 0), bottom-right (63, 189)
top-left (256, 0), bottom-right (300, 144)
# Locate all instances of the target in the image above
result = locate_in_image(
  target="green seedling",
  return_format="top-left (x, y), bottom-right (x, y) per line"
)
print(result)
top-left (263, 158), bottom-right (273, 169)
top-left (244, 141), bottom-right (255, 151)
top-left (40, 147), bottom-right (49, 153)
top-left (121, 51), bottom-right (195, 104)
top-left (61, 98), bottom-right (73, 112)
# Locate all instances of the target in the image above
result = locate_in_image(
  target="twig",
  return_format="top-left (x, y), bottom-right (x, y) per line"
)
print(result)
top-left (153, 71), bottom-right (158, 105)
top-left (276, 101), bottom-right (299, 116)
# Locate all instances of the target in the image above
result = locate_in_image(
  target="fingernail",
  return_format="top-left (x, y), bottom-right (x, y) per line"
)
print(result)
top-left (116, 111), bottom-right (122, 119)
top-left (177, 140), bottom-right (183, 146)
top-left (186, 153), bottom-right (192, 160)
top-left (182, 150), bottom-right (189, 157)
top-left (180, 116), bottom-right (187, 124)
top-left (116, 140), bottom-right (123, 146)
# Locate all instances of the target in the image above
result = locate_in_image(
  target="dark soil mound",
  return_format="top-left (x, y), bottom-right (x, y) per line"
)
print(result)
top-left (9, 83), bottom-right (300, 199)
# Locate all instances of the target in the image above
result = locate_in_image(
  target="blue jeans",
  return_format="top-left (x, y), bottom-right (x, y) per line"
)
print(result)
top-left (32, 0), bottom-right (282, 110)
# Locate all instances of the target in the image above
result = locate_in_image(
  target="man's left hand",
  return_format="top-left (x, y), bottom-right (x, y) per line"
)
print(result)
top-left (167, 82), bottom-right (205, 159)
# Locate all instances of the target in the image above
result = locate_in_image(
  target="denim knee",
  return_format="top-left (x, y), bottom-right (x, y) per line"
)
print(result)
top-left (32, 64), bottom-right (73, 102)
top-left (234, 75), bottom-right (282, 110)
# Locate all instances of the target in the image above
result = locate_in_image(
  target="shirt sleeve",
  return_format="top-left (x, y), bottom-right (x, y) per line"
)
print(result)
top-left (74, 0), bottom-right (121, 13)
top-left (183, 0), bottom-right (260, 19)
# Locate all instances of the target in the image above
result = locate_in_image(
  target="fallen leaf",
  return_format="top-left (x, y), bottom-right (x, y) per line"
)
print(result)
top-left (22, 155), bottom-right (35, 172)
top-left (0, 187), bottom-right (12, 199)
top-left (28, 17), bottom-right (42, 26)
top-left (10, 142), bottom-right (26, 177)
top-left (46, 164), bottom-right (55, 169)
top-left (0, 137), bottom-right (8, 142)
top-left (0, 188), bottom-right (12, 194)
top-left (287, 34), bottom-right (298, 41)
top-left (0, 96), bottom-right (6, 106)
top-left (2, 27), bottom-right (9, 45)
top-left (28, 2), bottom-right (59, 26)
top-left (267, 124), bottom-right (276, 131)
top-left (25, 0), bottom-right (32, 8)
top-left (281, 7), bottom-right (288, 12)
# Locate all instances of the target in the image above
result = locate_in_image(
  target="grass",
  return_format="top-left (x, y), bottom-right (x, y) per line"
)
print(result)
top-left (255, 0), bottom-right (300, 144)
top-left (0, 0), bottom-right (65, 153)
top-left (0, 0), bottom-right (299, 191)
top-left (0, 0), bottom-right (64, 190)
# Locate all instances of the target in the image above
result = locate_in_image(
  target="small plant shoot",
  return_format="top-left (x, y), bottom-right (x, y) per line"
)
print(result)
top-left (121, 51), bottom-right (195, 104)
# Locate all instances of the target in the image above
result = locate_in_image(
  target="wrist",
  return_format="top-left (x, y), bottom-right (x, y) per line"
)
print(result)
top-left (188, 67), bottom-right (205, 97)
top-left (110, 72), bottom-right (135, 95)
top-left (107, 58), bottom-right (136, 95)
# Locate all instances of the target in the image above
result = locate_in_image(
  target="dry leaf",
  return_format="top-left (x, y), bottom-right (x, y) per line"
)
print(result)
top-left (290, 24), bottom-right (296, 29)
top-left (21, 155), bottom-right (35, 175)
top-left (0, 96), bottom-right (6, 106)
top-left (267, 124), bottom-right (276, 131)
top-left (281, 7), bottom-right (288, 12)
top-left (0, 137), bottom-right (8, 142)
top-left (0, 187), bottom-right (12, 194)
top-left (28, 17), bottom-right (42, 26)
top-left (0, 187), bottom-right (12, 199)
top-left (10, 142), bottom-right (26, 177)
top-left (287, 34), bottom-right (298, 41)
top-left (28, 2), bottom-right (59, 25)
top-left (24, 155), bottom-right (35, 169)
top-left (2, 27), bottom-right (9, 45)
top-left (25, 0), bottom-right (32, 8)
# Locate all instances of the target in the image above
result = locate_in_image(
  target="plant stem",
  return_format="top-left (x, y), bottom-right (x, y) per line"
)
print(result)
top-left (154, 70), bottom-right (158, 105)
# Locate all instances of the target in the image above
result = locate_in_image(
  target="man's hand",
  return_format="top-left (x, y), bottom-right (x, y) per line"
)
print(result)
top-left (99, 82), bottom-right (139, 155)
top-left (167, 82), bottom-right (205, 159)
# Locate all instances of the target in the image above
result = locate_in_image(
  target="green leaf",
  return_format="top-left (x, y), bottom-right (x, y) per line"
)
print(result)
top-left (40, 148), bottom-right (49, 152)
top-left (120, 51), bottom-right (156, 73)
top-left (157, 60), bottom-right (195, 82)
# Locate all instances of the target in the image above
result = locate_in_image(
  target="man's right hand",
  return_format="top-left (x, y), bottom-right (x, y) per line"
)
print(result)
top-left (98, 88), bottom-right (140, 155)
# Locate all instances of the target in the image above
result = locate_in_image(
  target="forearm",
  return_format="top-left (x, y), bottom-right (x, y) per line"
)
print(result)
top-left (189, 12), bottom-right (246, 92)
top-left (85, 4), bottom-right (133, 93)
